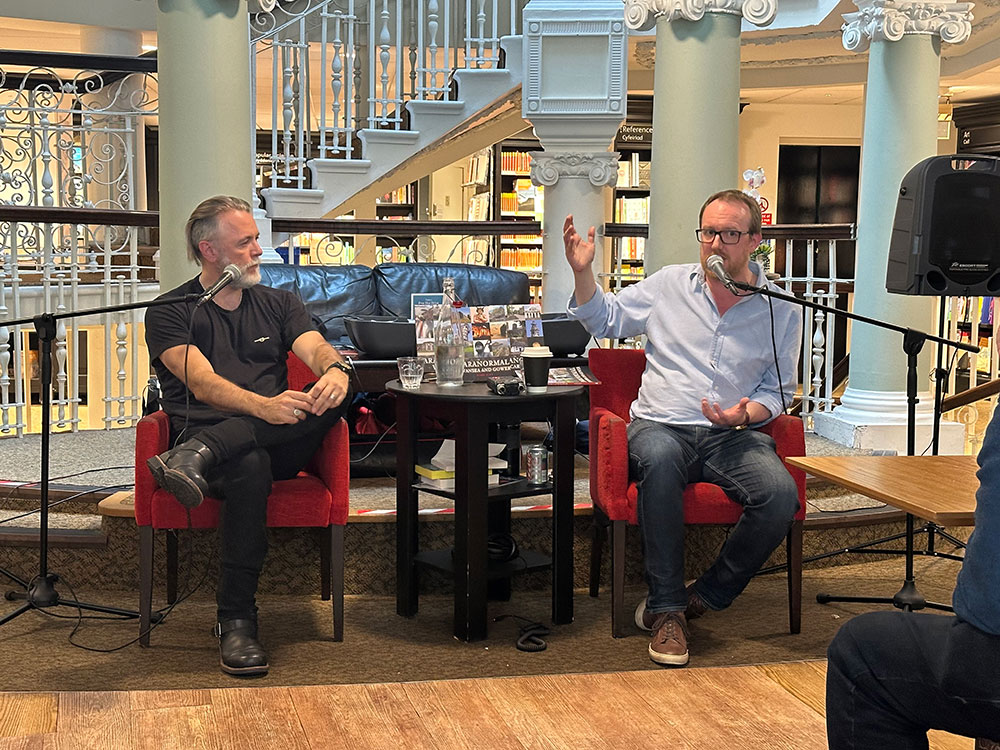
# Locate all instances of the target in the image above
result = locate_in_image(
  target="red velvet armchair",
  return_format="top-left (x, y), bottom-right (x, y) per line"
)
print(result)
top-left (587, 347), bottom-right (806, 638)
top-left (134, 352), bottom-right (350, 645)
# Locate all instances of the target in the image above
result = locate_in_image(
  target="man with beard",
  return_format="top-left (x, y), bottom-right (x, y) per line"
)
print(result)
top-left (144, 196), bottom-right (353, 676)
top-left (563, 190), bottom-right (802, 666)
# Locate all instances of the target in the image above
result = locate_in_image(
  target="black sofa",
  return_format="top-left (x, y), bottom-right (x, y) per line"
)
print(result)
top-left (259, 262), bottom-right (534, 475)
top-left (259, 262), bottom-right (531, 349)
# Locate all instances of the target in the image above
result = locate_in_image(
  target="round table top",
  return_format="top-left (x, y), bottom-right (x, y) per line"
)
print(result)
top-left (386, 380), bottom-right (583, 403)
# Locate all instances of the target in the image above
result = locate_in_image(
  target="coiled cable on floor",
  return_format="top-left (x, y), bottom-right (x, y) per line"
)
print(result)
top-left (493, 614), bottom-right (550, 652)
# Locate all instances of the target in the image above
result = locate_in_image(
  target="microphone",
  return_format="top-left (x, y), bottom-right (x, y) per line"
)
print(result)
top-left (196, 264), bottom-right (243, 307)
top-left (705, 254), bottom-right (739, 294)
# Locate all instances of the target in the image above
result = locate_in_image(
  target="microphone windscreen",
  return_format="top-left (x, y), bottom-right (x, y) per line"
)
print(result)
top-left (224, 263), bottom-right (243, 281)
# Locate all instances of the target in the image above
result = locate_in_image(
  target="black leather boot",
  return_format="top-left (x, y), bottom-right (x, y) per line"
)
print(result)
top-left (146, 438), bottom-right (215, 509)
top-left (215, 618), bottom-right (269, 676)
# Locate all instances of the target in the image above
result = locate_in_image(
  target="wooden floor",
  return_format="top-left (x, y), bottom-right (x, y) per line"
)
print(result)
top-left (0, 661), bottom-right (973, 749)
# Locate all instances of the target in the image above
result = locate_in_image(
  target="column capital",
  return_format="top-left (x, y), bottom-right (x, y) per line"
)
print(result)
top-left (842, 0), bottom-right (974, 52)
top-left (623, 0), bottom-right (776, 31)
top-left (530, 152), bottom-right (621, 188)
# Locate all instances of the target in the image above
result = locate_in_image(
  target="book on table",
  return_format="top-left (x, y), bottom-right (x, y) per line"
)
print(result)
top-left (415, 467), bottom-right (503, 490)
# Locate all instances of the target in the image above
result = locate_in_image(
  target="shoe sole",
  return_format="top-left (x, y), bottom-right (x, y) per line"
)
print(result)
top-left (147, 456), bottom-right (205, 509)
top-left (220, 659), bottom-right (269, 677)
top-left (648, 644), bottom-right (689, 666)
top-left (635, 597), bottom-right (653, 632)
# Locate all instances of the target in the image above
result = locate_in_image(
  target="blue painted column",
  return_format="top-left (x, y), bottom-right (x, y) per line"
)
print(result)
top-left (813, 0), bottom-right (973, 454)
top-left (625, 0), bottom-right (775, 272)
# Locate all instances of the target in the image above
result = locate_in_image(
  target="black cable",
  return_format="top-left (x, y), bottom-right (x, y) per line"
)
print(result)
top-left (765, 293), bottom-right (788, 414)
top-left (493, 613), bottom-right (549, 652)
top-left (1, 464), bottom-right (135, 506)
top-left (349, 421), bottom-right (398, 463)
top-left (45, 529), bottom-right (216, 653)
top-left (0, 483), bottom-right (132, 526)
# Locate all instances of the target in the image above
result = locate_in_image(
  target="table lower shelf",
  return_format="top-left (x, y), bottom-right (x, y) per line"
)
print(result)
top-left (413, 548), bottom-right (551, 578)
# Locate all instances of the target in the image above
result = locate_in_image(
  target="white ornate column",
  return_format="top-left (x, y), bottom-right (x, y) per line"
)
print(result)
top-left (813, 0), bottom-right (973, 455)
top-left (157, 0), bottom-right (255, 290)
top-left (521, 0), bottom-right (628, 312)
top-left (624, 0), bottom-right (775, 273)
top-left (531, 153), bottom-right (620, 311)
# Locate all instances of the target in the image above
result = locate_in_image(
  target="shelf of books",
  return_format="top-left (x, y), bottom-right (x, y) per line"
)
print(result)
top-left (611, 149), bottom-right (651, 291)
top-left (374, 182), bottom-right (418, 262)
top-left (496, 144), bottom-right (545, 299)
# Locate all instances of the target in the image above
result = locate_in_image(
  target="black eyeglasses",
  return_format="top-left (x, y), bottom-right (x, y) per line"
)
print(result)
top-left (696, 229), bottom-right (749, 244)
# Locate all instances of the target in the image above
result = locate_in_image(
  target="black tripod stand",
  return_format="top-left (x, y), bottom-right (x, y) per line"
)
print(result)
top-left (0, 293), bottom-right (200, 627)
top-left (734, 279), bottom-right (978, 612)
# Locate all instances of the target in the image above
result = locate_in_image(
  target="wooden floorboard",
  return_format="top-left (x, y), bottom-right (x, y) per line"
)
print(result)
top-left (0, 661), bottom-right (976, 749)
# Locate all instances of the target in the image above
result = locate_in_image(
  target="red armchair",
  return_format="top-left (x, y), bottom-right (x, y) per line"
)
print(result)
top-left (134, 352), bottom-right (350, 645)
top-left (587, 347), bottom-right (806, 637)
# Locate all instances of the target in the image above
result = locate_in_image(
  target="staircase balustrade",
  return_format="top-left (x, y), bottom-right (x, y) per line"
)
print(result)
top-left (251, 0), bottom-right (525, 194)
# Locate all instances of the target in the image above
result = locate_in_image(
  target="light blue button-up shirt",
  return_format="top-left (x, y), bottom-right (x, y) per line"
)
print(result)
top-left (568, 262), bottom-right (802, 427)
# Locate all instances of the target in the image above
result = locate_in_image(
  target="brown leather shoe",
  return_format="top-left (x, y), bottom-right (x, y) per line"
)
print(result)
top-left (648, 611), bottom-right (689, 666)
top-left (685, 585), bottom-right (709, 621)
top-left (635, 583), bottom-right (709, 631)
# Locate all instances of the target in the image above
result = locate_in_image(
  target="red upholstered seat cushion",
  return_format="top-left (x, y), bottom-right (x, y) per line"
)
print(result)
top-left (134, 352), bottom-right (349, 531)
top-left (587, 347), bottom-right (807, 528)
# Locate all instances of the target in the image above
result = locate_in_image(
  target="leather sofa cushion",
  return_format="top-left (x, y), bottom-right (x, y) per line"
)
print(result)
top-left (374, 262), bottom-right (531, 318)
top-left (260, 264), bottom-right (379, 346)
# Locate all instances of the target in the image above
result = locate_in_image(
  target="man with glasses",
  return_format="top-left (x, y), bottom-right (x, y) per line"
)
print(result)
top-left (563, 189), bottom-right (801, 666)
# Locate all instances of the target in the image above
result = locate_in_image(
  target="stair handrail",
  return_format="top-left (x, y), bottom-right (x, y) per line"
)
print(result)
top-left (250, 0), bottom-right (525, 192)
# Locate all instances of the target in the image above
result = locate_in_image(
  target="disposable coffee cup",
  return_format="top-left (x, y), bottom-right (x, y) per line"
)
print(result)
top-left (521, 345), bottom-right (552, 394)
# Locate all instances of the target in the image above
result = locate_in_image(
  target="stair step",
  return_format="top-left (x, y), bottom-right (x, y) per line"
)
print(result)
top-left (0, 526), bottom-right (107, 548)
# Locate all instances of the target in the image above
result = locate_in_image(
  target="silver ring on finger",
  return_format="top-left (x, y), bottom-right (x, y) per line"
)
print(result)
top-left (293, 408), bottom-right (302, 417)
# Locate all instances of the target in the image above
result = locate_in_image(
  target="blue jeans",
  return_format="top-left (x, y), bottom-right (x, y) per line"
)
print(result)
top-left (826, 611), bottom-right (1000, 749)
top-left (626, 419), bottom-right (799, 614)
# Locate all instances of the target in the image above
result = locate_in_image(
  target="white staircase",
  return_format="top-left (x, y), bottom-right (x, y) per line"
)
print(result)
top-left (262, 37), bottom-right (525, 221)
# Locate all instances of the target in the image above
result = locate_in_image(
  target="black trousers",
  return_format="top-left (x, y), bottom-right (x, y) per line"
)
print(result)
top-left (826, 610), bottom-right (1000, 749)
top-left (179, 390), bottom-right (351, 621)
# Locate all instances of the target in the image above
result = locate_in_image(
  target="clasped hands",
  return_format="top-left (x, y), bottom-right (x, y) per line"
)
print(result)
top-left (263, 368), bottom-right (350, 424)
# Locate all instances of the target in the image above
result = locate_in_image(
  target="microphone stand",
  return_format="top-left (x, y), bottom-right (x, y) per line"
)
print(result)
top-left (0, 292), bottom-right (202, 627)
top-left (730, 277), bottom-right (978, 612)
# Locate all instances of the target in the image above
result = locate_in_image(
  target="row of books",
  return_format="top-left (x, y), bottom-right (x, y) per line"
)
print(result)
top-left (617, 236), bottom-right (645, 261)
top-left (375, 184), bottom-right (415, 204)
top-left (499, 246), bottom-right (542, 271)
top-left (414, 462), bottom-right (504, 490)
top-left (500, 150), bottom-right (533, 175)
top-left (467, 149), bottom-right (491, 186)
top-left (617, 154), bottom-right (651, 189)
top-left (615, 195), bottom-right (650, 224)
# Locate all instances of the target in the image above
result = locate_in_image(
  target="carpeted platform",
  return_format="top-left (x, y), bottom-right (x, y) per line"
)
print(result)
top-left (0, 556), bottom-right (963, 693)
top-left (0, 426), bottom-right (886, 514)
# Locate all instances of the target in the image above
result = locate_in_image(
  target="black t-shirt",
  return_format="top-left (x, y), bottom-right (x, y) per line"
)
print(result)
top-left (144, 276), bottom-right (314, 432)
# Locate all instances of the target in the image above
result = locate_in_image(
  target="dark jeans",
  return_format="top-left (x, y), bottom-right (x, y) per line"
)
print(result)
top-left (178, 392), bottom-right (350, 622)
top-left (826, 611), bottom-right (1000, 749)
top-left (626, 419), bottom-right (799, 613)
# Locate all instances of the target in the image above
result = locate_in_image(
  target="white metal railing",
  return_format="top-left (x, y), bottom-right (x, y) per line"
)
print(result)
top-left (0, 56), bottom-right (158, 436)
top-left (250, 0), bottom-right (524, 190)
top-left (0, 209), bottom-right (158, 436)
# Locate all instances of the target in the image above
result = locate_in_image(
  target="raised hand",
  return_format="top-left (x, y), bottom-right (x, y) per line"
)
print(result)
top-left (563, 214), bottom-right (596, 273)
top-left (701, 396), bottom-right (752, 428)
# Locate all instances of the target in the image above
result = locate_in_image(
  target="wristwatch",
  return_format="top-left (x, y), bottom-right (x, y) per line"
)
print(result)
top-left (731, 412), bottom-right (752, 431)
top-left (324, 361), bottom-right (352, 376)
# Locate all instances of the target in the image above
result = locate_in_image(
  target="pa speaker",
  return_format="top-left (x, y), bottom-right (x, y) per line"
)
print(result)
top-left (886, 154), bottom-right (1000, 296)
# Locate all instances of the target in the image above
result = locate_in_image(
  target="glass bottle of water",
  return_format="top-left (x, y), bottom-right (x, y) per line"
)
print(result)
top-left (435, 276), bottom-right (465, 386)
